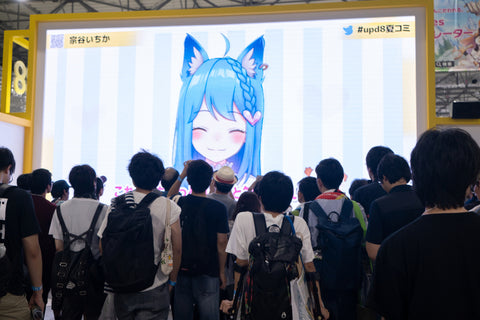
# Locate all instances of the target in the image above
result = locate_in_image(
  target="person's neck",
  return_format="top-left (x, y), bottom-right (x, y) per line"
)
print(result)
top-left (384, 180), bottom-right (407, 193)
top-left (192, 191), bottom-right (206, 198)
top-left (264, 210), bottom-right (283, 218)
top-left (33, 191), bottom-right (47, 198)
top-left (214, 191), bottom-right (228, 195)
top-left (135, 188), bottom-right (152, 194)
top-left (423, 206), bottom-right (468, 215)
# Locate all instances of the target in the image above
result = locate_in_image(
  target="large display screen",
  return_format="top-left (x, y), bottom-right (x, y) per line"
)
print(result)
top-left (34, 6), bottom-right (427, 202)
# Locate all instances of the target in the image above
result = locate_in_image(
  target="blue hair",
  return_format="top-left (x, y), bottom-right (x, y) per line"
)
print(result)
top-left (173, 34), bottom-right (265, 182)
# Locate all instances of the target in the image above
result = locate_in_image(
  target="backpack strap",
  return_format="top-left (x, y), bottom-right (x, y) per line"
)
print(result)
top-left (339, 198), bottom-right (354, 222)
top-left (252, 212), bottom-right (267, 237)
top-left (309, 200), bottom-right (329, 224)
top-left (0, 184), bottom-right (13, 197)
top-left (302, 202), bottom-right (311, 226)
top-left (55, 206), bottom-right (71, 247)
top-left (137, 192), bottom-right (160, 209)
top-left (85, 203), bottom-right (105, 247)
top-left (56, 203), bottom-right (104, 247)
top-left (280, 215), bottom-right (295, 236)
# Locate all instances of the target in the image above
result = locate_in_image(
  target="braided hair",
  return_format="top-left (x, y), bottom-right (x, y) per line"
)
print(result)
top-left (173, 35), bottom-right (266, 183)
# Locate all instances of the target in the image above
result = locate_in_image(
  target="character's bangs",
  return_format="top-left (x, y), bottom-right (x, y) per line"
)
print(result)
top-left (204, 60), bottom-right (241, 121)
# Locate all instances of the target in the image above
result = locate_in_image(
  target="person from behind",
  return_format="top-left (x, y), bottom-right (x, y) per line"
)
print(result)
top-left (49, 164), bottom-right (108, 319)
top-left (223, 171), bottom-right (329, 319)
top-left (173, 160), bottom-right (229, 320)
top-left (51, 180), bottom-right (70, 206)
top-left (301, 158), bottom-right (367, 320)
top-left (95, 177), bottom-right (105, 200)
top-left (291, 176), bottom-right (321, 216)
top-left (365, 154), bottom-right (424, 261)
top-left (231, 191), bottom-right (261, 221)
top-left (0, 147), bottom-right (44, 318)
top-left (17, 173), bottom-right (32, 192)
top-left (369, 128), bottom-right (480, 319)
top-left (161, 167), bottom-right (180, 197)
top-left (208, 166), bottom-right (237, 223)
top-left (353, 146), bottom-right (393, 217)
top-left (348, 179), bottom-right (368, 199)
top-left (31, 168), bottom-right (57, 305)
top-left (98, 151), bottom-right (182, 320)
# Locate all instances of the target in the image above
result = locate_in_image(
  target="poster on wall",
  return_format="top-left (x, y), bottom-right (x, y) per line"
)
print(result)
top-left (435, 0), bottom-right (480, 71)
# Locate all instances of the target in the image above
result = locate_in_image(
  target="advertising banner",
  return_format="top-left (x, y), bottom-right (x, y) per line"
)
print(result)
top-left (435, 0), bottom-right (480, 71)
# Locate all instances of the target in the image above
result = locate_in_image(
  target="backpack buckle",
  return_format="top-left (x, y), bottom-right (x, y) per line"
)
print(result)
top-left (59, 262), bottom-right (68, 267)
top-left (79, 290), bottom-right (87, 296)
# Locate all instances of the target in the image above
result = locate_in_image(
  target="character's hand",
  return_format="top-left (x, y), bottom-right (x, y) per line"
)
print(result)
top-left (304, 167), bottom-right (313, 176)
top-left (220, 300), bottom-right (233, 313)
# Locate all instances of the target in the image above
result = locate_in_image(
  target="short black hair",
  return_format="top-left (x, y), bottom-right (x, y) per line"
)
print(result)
top-left (377, 153), bottom-right (411, 184)
top-left (232, 191), bottom-right (261, 220)
top-left (315, 158), bottom-right (344, 190)
top-left (128, 151), bottom-right (165, 190)
top-left (348, 179), bottom-right (369, 198)
top-left (95, 177), bottom-right (104, 199)
top-left (187, 160), bottom-right (213, 193)
top-left (51, 180), bottom-right (69, 199)
top-left (298, 177), bottom-right (321, 202)
top-left (161, 167), bottom-right (179, 192)
top-left (0, 147), bottom-right (15, 175)
top-left (258, 171), bottom-right (293, 213)
top-left (411, 128), bottom-right (480, 209)
top-left (69, 165), bottom-right (97, 198)
top-left (31, 168), bottom-right (52, 195)
top-left (17, 173), bottom-right (32, 191)
top-left (366, 146), bottom-right (394, 181)
top-left (215, 181), bottom-right (234, 194)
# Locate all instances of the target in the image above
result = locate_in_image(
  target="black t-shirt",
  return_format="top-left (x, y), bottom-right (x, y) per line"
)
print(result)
top-left (353, 182), bottom-right (386, 217)
top-left (366, 185), bottom-right (424, 244)
top-left (0, 185), bottom-right (40, 295)
top-left (370, 213), bottom-right (480, 319)
top-left (177, 195), bottom-right (229, 277)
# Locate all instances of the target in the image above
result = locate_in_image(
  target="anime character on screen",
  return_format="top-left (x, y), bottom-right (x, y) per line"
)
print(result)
top-left (173, 34), bottom-right (266, 182)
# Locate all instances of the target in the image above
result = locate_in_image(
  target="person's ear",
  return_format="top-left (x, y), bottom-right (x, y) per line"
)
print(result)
top-left (316, 178), bottom-right (324, 191)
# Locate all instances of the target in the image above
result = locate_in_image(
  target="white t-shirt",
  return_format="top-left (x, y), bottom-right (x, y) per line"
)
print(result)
top-left (49, 198), bottom-right (108, 259)
top-left (97, 191), bottom-right (181, 291)
top-left (226, 211), bottom-right (315, 263)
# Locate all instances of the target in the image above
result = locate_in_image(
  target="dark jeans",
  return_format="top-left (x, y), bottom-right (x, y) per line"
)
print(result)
top-left (60, 290), bottom-right (106, 320)
top-left (321, 288), bottom-right (358, 320)
top-left (114, 282), bottom-right (170, 320)
top-left (174, 274), bottom-right (220, 320)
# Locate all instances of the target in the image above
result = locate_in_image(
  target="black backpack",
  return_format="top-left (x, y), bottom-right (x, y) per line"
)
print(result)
top-left (245, 213), bottom-right (302, 320)
top-left (102, 192), bottom-right (160, 293)
top-left (0, 184), bottom-right (13, 298)
top-left (309, 199), bottom-right (363, 291)
top-left (51, 203), bottom-right (104, 310)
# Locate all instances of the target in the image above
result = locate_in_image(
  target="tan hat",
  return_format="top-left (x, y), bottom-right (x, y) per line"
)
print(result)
top-left (213, 166), bottom-right (238, 185)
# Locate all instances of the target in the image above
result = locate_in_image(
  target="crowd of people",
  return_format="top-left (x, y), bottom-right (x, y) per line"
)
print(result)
top-left (1, 127), bottom-right (480, 320)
